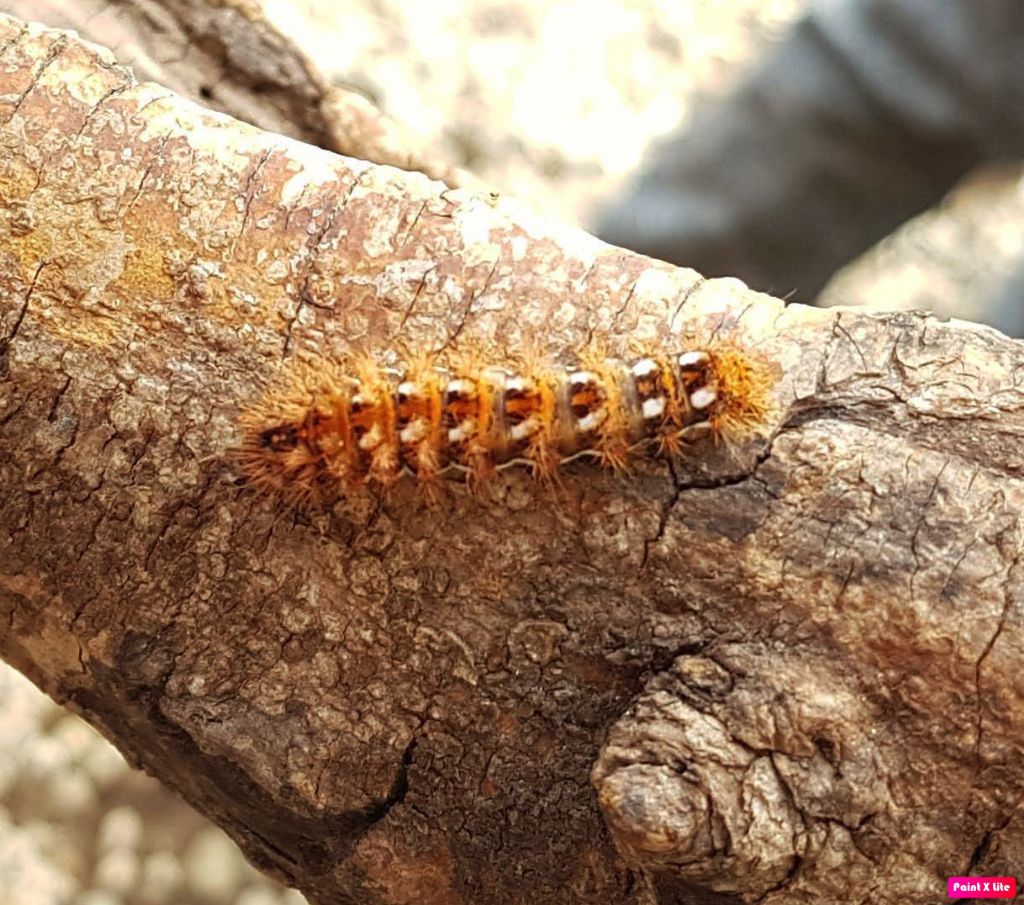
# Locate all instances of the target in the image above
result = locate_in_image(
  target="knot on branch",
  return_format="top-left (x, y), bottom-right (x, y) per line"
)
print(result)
top-left (591, 652), bottom-right (894, 900)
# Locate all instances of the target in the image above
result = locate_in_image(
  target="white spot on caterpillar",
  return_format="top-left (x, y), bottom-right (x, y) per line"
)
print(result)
top-left (577, 409), bottom-right (608, 432)
top-left (641, 397), bottom-right (666, 419)
top-left (569, 370), bottom-right (597, 388)
top-left (359, 423), bottom-right (383, 450)
top-left (448, 421), bottom-right (476, 443)
top-left (505, 376), bottom-right (533, 393)
top-left (678, 351), bottom-right (709, 369)
top-left (690, 387), bottom-right (717, 410)
top-left (400, 419), bottom-right (429, 444)
top-left (632, 358), bottom-right (660, 378)
top-left (509, 418), bottom-right (542, 442)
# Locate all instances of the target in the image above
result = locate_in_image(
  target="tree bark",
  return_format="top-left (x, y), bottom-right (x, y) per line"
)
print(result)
top-left (0, 0), bottom-right (466, 184)
top-left (2, 13), bottom-right (1024, 905)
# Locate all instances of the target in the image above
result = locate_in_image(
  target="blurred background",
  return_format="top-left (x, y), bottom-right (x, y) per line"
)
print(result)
top-left (2, 1), bottom-right (1022, 903)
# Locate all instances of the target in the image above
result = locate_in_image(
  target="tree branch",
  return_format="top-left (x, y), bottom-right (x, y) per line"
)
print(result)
top-left (0, 0), bottom-right (467, 184)
top-left (2, 13), bottom-right (1024, 905)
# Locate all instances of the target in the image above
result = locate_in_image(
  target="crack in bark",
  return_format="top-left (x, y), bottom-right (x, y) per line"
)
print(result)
top-left (73, 77), bottom-right (133, 139)
top-left (229, 144), bottom-right (276, 260)
top-left (815, 311), bottom-right (847, 395)
top-left (122, 131), bottom-right (172, 214)
top-left (973, 548), bottom-right (1018, 764)
top-left (907, 457), bottom-right (950, 597)
top-left (966, 798), bottom-right (1020, 874)
top-left (438, 252), bottom-right (501, 354)
top-left (0, 19), bottom-right (27, 60)
top-left (395, 199), bottom-right (427, 251)
top-left (282, 168), bottom-right (365, 356)
top-left (1, 260), bottom-right (46, 356)
top-left (5, 32), bottom-right (68, 124)
top-left (46, 370), bottom-right (72, 422)
top-left (397, 262), bottom-right (436, 333)
top-left (641, 458), bottom-right (680, 570)
top-left (669, 274), bottom-right (706, 331)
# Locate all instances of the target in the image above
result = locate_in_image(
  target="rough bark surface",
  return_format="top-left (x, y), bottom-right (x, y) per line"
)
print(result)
top-left (2, 14), bottom-right (1024, 905)
top-left (0, 0), bottom-right (465, 184)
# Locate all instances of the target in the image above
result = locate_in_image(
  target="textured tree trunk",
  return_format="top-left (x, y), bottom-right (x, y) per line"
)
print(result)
top-left (2, 13), bottom-right (1024, 905)
top-left (0, 0), bottom-right (466, 184)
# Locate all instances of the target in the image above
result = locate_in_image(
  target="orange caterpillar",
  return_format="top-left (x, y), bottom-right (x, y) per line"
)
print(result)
top-left (235, 344), bottom-right (773, 504)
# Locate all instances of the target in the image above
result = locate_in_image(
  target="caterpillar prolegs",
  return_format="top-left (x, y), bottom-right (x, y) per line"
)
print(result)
top-left (235, 344), bottom-right (774, 504)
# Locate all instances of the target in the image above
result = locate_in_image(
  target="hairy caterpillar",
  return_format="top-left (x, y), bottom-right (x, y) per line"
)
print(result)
top-left (235, 344), bottom-right (774, 505)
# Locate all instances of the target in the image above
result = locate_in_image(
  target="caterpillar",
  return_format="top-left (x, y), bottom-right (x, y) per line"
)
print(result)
top-left (234, 344), bottom-right (774, 505)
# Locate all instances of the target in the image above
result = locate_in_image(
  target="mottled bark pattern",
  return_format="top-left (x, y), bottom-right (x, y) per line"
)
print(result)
top-left (1, 14), bottom-right (1024, 905)
top-left (0, 0), bottom-right (465, 184)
